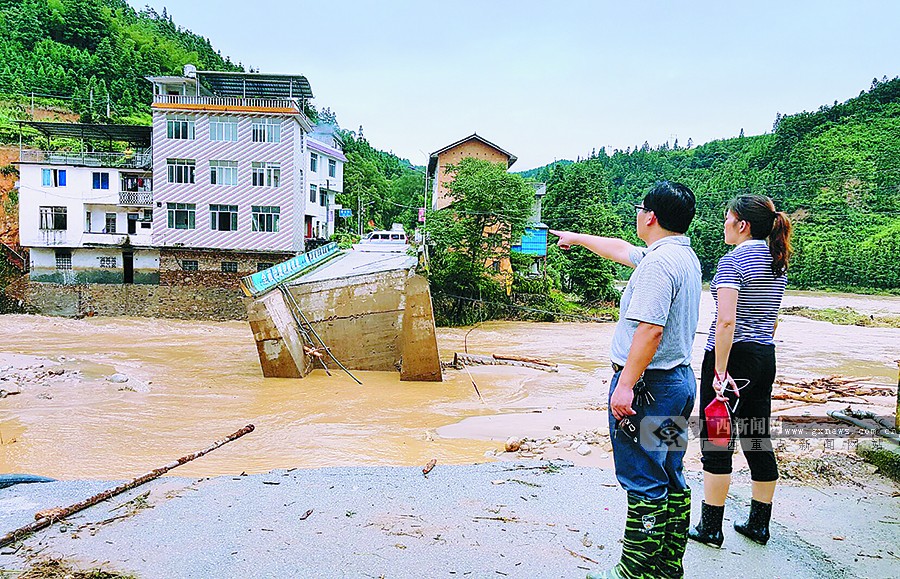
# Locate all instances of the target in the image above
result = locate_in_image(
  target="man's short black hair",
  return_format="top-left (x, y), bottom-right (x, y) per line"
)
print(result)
top-left (642, 181), bottom-right (696, 233)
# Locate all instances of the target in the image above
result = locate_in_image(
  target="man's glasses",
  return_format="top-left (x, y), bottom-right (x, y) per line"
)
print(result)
top-left (634, 204), bottom-right (650, 213)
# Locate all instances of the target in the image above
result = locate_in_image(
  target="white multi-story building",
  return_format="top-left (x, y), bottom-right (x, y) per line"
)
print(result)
top-left (17, 122), bottom-right (159, 284)
top-left (18, 66), bottom-right (347, 289)
top-left (306, 122), bottom-right (346, 241)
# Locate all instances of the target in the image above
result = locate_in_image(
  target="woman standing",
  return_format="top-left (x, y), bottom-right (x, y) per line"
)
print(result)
top-left (689, 195), bottom-right (792, 547)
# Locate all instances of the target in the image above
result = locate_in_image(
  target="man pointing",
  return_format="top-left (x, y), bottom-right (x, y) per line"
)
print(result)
top-left (552, 181), bottom-right (701, 579)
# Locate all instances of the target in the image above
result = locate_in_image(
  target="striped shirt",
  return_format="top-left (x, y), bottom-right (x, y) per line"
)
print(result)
top-left (705, 239), bottom-right (787, 351)
top-left (611, 235), bottom-right (702, 370)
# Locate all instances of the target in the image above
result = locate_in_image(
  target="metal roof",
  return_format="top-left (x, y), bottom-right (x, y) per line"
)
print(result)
top-left (197, 70), bottom-right (313, 100)
top-left (427, 133), bottom-right (517, 177)
top-left (19, 121), bottom-right (152, 146)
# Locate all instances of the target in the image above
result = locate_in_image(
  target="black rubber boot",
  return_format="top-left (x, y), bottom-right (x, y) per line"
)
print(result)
top-left (687, 502), bottom-right (724, 547)
top-left (734, 499), bottom-right (772, 545)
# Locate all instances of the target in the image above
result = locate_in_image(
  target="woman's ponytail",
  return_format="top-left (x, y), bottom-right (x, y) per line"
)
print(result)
top-left (726, 195), bottom-right (793, 277)
top-left (769, 211), bottom-right (792, 277)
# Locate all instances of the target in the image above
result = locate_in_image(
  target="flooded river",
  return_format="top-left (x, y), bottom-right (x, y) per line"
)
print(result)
top-left (0, 291), bottom-right (897, 480)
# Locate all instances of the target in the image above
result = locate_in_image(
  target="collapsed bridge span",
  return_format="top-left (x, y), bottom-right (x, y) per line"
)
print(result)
top-left (241, 243), bottom-right (442, 382)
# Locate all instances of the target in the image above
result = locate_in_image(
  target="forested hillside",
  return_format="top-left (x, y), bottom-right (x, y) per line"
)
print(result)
top-left (536, 77), bottom-right (900, 293)
top-left (0, 0), bottom-right (241, 127)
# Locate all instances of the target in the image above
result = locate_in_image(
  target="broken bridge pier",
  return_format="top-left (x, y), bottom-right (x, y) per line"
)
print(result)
top-left (245, 247), bottom-right (442, 382)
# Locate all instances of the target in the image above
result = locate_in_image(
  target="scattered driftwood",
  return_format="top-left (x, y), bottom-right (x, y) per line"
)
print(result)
top-left (492, 354), bottom-right (558, 370)
top-left (773, 375), bottom-right (895, 403)
top-left (0, 424), bottom-right (255, 548)
top-left (452, 352), bottom-right (558, 373)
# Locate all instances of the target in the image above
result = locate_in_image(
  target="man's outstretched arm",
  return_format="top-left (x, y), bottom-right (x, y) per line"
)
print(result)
top-left (550, 229), bottom-right (638, 268)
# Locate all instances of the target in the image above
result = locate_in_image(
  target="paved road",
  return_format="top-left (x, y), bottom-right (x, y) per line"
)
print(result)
top-left (0, 463), bottom-right (896, 578)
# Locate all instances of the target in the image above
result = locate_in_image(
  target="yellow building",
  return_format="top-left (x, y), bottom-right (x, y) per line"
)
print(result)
top-left (426, 134), bottom-right (518, 287)
top-left (427, 133), bottom-right (517, 210)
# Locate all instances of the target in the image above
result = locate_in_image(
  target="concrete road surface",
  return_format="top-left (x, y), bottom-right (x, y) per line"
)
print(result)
top-left (0, 463), bottom-right (896, 578)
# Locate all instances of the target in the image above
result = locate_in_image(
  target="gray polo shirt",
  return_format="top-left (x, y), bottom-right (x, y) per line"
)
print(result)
top-left (610, 235), bottom-right (702, 370)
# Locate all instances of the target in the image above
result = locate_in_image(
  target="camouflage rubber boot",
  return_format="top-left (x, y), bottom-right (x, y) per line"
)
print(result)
top-left (586, 494), bottom-right (668, 579)
top-left (658, 488), bottom-right (691, 578)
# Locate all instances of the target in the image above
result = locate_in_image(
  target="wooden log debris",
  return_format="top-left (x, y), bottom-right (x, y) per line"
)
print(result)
top-left (773, 375), bottom-right (896, 404)
top-left (0, 424), bottom-right (255, 548)
top-left (492, 354), bottom-right (558, 370)
top-left (452, 352), bottom-right (558, 373)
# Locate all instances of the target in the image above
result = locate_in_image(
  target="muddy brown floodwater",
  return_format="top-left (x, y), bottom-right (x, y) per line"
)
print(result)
top-left (0, 290), bottom-right (897, 480)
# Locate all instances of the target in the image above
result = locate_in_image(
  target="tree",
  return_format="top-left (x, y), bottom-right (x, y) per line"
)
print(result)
top-left (425, 159), bottom-right (536, 323)
top-left (429, 158), bottom-right (534, 267)
top-left (542, 160), bottom-right (620, 302)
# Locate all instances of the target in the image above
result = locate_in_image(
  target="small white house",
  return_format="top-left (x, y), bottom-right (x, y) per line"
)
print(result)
top-left (17, 122), bottom-right (159, 284)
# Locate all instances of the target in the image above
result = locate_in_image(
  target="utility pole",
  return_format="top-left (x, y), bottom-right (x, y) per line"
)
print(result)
top-left (357, 182), bottom-right (362, 236)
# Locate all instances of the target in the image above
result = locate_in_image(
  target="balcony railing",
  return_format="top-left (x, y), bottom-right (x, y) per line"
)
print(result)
top-left (20, 149), bottom-right (152, 169)
top-left (153, 94), bottom-right (301, 111)
top-left (119, 191), bottom-right (153, 206)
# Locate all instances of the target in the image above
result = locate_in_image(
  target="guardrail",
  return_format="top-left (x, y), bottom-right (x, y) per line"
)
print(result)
top-left (153, 94), bottom-right (301, 110)
top-left (19, 150), bottom-right (152, 169)
top-left (119, 191), bottom-right (153, 206)
top-left (240, 242), bottom-right (339, 297)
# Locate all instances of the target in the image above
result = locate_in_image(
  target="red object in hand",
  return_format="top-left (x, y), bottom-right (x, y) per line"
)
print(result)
top-left (705, 398), bottom-right (732, 447)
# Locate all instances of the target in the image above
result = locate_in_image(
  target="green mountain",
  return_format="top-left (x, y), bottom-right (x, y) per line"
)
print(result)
top-left (0, 0), bottom-right (241, 126)
top-left (517, 159), bottom-right (573, 180)
top-left (539, 77), bottom-right (900, 293)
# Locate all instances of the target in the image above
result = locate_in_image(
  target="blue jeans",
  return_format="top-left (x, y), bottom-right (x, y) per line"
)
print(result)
top-left (608, 365), bottom-right (696, 500)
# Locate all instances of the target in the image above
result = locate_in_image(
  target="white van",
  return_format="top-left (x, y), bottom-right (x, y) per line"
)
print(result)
top-left (355, 225), bottom-right (409, 252)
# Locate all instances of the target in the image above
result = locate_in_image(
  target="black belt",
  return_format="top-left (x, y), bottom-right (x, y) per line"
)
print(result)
top-left (611, 362), bottom-right (624, 373)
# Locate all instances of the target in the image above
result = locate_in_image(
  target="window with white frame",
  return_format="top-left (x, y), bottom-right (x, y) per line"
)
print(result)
top-left (181, 260), bottom-right (199, 271)
top-left (310, 152), bottom-right (318, 172)
top-left (251, 162), bottom-right (280, 187)
top-left (309, 184), bottom-right (317, 203)
top-left (39, 206), bottom-right (67, 230)
top-left (328, 159), bottom-right (336, 178)
top-left (251, 118), bottom-right (281, 143)
top-left (166, 115), bottom-right (195, 139)
top-left (252, 205), bottom-right (280, 232)
top-left (209, 117), bottom-right (238, 142)
top-left (166, 202), bottom-right (196, 229)
top-left (55, 250), bottom-right (72, 270)
top-left (105, 213), bottom-right (117, 234)
top-left (221, 261), bottom-right (238, 273)
top-left (92, 172), bottom-right (109, 190)
top-left (210, 160), bottom-right (238, 186)
top-left (320, 189), bottom-right (327, 207)
top-left (257, 262), bottom-right (274, 272)
top-left (167, 158), bottom-right (195, 184)
top-left (98, 256), bottom-right (117, 268)
top-left (210, 204), bottom-right (238, 231)
top-left (41, 168), bottom-right (66, 187)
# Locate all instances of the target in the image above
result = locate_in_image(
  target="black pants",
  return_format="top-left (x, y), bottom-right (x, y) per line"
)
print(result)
top-left (699, 342), bottom-right (779, 482)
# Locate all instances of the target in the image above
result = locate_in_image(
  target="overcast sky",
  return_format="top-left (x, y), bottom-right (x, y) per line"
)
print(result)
top-left (133, 1), bottom-right (900, 171)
